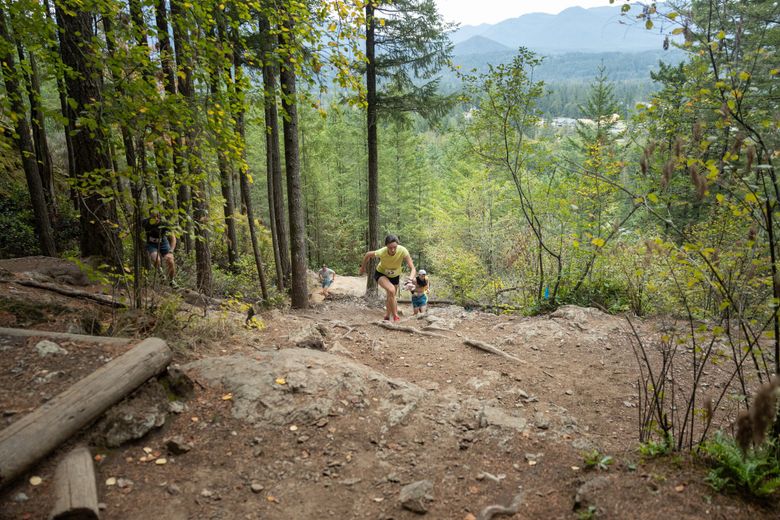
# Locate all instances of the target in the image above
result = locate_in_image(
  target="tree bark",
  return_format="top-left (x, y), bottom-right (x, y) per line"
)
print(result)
top-left (0, 7), bottom-right (56, 256)
top-left (17, 47), bottom-right (57, 222)
top-left (279, 17), bottom-right (308, 309)
top-left (209, 72), bottom-right (239, 269)
top-left (42, 0), bottom-right (77, 211)
top-left (155, 0), bottom-right (192, 254)
top-left (55, 0), bottom-right (123, 267)
top-left (233, 49), bottom-right (269, 300)
top-left (260, 15), bottom-right (290, 289)
top-left (365, 2), bottom-right (380, 294)
top-left (49, 446), bottom-right (99, 520)
top-left (171, 0), bottom-right (211, 294)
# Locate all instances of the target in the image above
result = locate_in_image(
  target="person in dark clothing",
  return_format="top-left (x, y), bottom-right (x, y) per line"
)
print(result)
top-left (143, 212), bottom-right (177, 286)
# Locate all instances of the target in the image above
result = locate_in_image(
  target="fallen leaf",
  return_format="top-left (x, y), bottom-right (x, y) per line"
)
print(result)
top-left (29, 476), bottom-right (42, 486)
top-left (222, 393), bottom-right (233, 401)
top-left (528, 460), bottom-right (537, 466)
top-left (468, 485), bottom-right (480, 494)
top-left (464, 514), bottom-right (477, 520)
top-left (372, 497), bottom-right (384, 503)
top-left (267, 495), bottom-right (279, 503)
top-left (571, 466), bottom-right (580, 471)
top-left (675, 484), bottom-right (686, 492)
top-left (155, 458), bottom-right (167, 465)
top-left (143, 447), bottom-right (153, 454)
top-left (106, 477), bottom-right (117, 486)
top-left (125, 457), bottom-right (134, 463)
top-left (94, 454), bottom-right (104, 463)
top-left (275, 377), bottom-right (286, 385)
top-left (289, 425), bottom-right (298, 432)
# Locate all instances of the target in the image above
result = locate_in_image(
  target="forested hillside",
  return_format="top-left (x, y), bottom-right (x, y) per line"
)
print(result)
top-left (1, 0), bottom-right (780, 503)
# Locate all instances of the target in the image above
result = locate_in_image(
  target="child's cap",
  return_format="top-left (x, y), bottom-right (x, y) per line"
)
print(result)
top-left (418, 269), bottom-right (427, 276)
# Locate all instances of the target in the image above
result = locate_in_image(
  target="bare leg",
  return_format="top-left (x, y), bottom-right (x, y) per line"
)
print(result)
top-left (163, 253), bottom-right (176, 280)
top-left (378, 276), bottom-right (397, 318)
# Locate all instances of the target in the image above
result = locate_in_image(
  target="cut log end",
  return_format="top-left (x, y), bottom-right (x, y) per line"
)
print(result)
top-left (49, 446), bottom-right (99, 520)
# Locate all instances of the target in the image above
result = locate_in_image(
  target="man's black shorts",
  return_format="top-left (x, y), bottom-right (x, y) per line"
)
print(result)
top-left (374, 270), bottom-right (400, 286)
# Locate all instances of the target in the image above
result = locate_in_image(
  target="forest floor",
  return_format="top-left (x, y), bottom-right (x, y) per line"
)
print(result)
top-left (0, 256), bottom-right (777, 519)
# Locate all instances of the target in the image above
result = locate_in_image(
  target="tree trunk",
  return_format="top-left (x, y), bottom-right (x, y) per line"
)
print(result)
top-left (42, 0), bottom-right (77, 212)
top-left (0, 7), bottom-right (56, 256)
top-left (209, 73), bottom-right (238, 269)
top-left (279, 18), bottom-right (308, 309)
top-left (170, 0), bottom-right (211, 294)
top-left (55, 1), bottom-right (123, 266)
top-left (129, 0), bottom-right (168, 204)
top-left (365, 2), bottom-right (380, 294)
top-left (155, 0), bottom-right (192, 254)
top-left (260, 15), bottom-right (290, 289)
top-left (18, 48), bottom-right (57, 222)
top-left (232, 47), bottom-right (268, 300)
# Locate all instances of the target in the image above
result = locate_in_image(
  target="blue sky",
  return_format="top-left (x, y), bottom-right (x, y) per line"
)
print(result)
top-left (435, 0), bottom-right (619, 26)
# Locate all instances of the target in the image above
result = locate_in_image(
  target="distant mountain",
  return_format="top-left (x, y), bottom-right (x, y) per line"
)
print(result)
top-left (453, 35), bottom-right (511, 56)
top-left (450, 4), bottom-right (670, 54)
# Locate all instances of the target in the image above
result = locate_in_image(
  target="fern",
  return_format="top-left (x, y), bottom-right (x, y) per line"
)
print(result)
top-left (701, 432), bottom-right (780, 498)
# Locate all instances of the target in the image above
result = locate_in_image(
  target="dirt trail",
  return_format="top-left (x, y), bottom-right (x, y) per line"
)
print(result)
top-left (0, 259), bottom-right (775, 520)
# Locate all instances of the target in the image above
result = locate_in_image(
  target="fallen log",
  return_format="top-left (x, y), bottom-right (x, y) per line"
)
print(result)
top-left (0, 327), bottom-right (133, 346)
top-left (49, 446), bottom-right (99, 520)
top-left (0, 337), bottom-right (172, 488)
top-left (14, 279), bottom-right (125, 308)
top-left (373, 321), bottom-right (450, 339)
top-left (463, 339), bottom-right (524, 363)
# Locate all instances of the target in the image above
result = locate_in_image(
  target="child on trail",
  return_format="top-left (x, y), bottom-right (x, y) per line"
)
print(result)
top-left (318, 264), bottom-right (336, 298)
top-left (359, 234), bottom-right (416, 322)
top-left (410, 269), bottom-right (430, 315)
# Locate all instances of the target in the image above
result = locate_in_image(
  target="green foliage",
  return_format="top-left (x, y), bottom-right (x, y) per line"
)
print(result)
top-left (582, 449), bottom-right (614, 471)
top-left (577, 505), bottom-right (599, 520)
top-left (639, 434), bottom-right (673, 459)
top-left (701, 433), bottom-right (780, 498)
top-left (0, 184), bottom-right (38, 259)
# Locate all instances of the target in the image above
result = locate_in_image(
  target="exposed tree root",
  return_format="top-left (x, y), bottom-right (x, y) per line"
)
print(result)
top-left (373, 321), bottom-right (450, 338)
top-left (14, 280), bottom-right (125, 308)
top-left (476, 493), bottom-right (524, 520)
top-left (463, 339), bottom-right (524, 363)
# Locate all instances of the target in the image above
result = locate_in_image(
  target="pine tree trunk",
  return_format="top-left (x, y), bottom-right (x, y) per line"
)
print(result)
top-left (155, 0), bottom-right (192, 254)
top-left (129, 0), bottom-right (168, 204)
top-left (0, 7), bottom-right (56, 257)
top-left (209, 73), bottom-right (238, 269)
top-left (170, 0), bottom-right (211, 294)
top-left (279, 18), bottom-right (308, 309)
top-left (365, 2), bottom-right (380, 294)
top-left (260, 15), bottom-right (290, 289)
top-left (55, 1), bottom-right (123, 265)
top-left (42, 0), bottom-right (77, 212)
top-left (19, 49), bottom-right (57, 222)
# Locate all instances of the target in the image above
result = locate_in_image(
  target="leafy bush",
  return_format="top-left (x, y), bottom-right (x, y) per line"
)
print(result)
top-left (0, 184), bottom-right (38, 258)
top-left (582, 449), bottom-right (614, 471)
top-left (701, 432), bottom-right (780, 498)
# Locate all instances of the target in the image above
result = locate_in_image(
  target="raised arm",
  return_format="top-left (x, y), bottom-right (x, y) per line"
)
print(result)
top-left (359, 251), bottom-right (376, 275)
top-left (168, 231), bottom-right (177, 252)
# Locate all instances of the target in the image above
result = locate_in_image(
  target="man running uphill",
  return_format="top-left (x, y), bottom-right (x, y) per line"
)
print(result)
top-left (143, 211), bottom-right (177, 287)
top-left (359, 234), bottom-right (416, 322)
